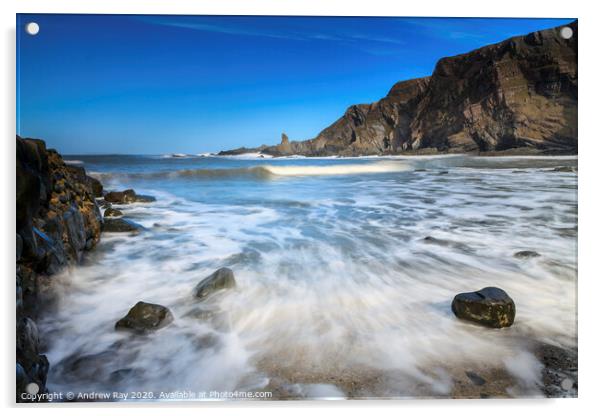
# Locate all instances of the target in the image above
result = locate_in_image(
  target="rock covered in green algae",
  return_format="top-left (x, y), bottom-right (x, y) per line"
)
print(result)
top-left (451, 287), bottom-right (516, 328)
top-left (115, 301), bottom-right (173, 333)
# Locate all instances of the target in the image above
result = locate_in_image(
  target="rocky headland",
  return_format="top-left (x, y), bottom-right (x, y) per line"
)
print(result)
top-left (220, 20), bottom-right (577, 157)
top-left (16, 136), bottom-right (153, 401)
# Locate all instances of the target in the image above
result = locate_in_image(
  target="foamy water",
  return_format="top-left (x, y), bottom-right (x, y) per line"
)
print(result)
top-left (39, 155), bottom-right (577, 399)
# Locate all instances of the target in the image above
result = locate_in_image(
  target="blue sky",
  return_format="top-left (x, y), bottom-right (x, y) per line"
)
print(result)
top-left (17, 14), bottom-right (574, 154)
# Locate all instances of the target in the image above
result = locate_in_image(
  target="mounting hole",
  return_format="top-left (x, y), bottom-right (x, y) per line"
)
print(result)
top-left (25, 22), bottom-right (40, 36)
top-left (561, 378), bottom-right (574, 390)
top-left (560, 26), bottom-right (573, 40)
top-left (25, 382), bottom-right (39, 395)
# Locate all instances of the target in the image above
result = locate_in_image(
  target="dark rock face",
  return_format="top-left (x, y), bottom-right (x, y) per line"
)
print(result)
top-left (65, 164), bottom-right (103, 197)
top-left (115, 301), bottom-right (174, 333)
top-left (451, 287), bottom-right (516, 328)
top-left (225, 21), bottom-right (577, 156)
top-left (16, 136), bottom-right (103, 401)
top-left (194, 267), bottom-right (236, 299)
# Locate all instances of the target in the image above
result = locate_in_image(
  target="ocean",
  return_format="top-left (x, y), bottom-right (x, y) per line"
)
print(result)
top-left (39, 154), bottom-right (578, 399)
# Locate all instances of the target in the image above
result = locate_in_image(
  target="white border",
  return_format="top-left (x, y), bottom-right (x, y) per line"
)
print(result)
top-left (2, 1), bottom-right (601, 415)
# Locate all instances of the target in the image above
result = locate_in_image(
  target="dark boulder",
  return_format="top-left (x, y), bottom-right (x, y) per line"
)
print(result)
top-left (105, 189), bottom-right (156, 204)
top-left (104, 189), bottom-right (137, 204)
top-left (103, 218), bottom-right (142, 233)
top-left (451, 287), bottom-right (516, 328)
top-left (514, 250), bottom-right (541, 259)
top-left (115, 301), bottom-right (173, 333)
top-left (104, 207), bottom-right (123, 218)
top-left (194, 267), bottom-right (236, 299)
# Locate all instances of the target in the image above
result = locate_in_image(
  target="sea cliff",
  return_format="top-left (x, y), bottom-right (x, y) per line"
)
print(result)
top-left (220, 20), bottom-right (577, 157)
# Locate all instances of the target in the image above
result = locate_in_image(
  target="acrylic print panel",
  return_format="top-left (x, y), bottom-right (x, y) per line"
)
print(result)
top-left (16, 14), bottom-right (577, 402)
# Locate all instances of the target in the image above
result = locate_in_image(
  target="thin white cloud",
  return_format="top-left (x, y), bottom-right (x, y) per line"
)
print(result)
top-left (135, 15), bottom-right (405, 54)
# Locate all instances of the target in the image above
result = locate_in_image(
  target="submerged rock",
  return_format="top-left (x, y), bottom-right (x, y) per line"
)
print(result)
top-left (465, 371), bottom-right (487, 386)
top-left (514, 250), bottom-right (541, 259)
top-left (115, 301), bottom-right (173, 333)
top-left (194, 267), bottom-right (236, 299)
top-left (451, 287), bottom-right (516, 328)
top-left (103, 218), bottom-right (142, 233)
top-left (423, 236), bottom-right (473, 253)
top-left (103, 207), bottom-right (123, 218)
top-left (551, 166), bottom-right (576, 173)
top-left (135, 194), bottom-right (156, 202)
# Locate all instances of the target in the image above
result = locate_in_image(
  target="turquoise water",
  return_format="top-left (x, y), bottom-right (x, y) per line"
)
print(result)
top-left (41, 154), bottom-right (577, 399)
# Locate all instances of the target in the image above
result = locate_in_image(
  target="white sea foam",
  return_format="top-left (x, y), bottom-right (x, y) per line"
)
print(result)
top-left (263, 161), bottom-right (409, 176)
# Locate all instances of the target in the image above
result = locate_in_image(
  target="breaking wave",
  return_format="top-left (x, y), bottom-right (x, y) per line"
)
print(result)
top-left (94, 161), bottom-right (410, 181)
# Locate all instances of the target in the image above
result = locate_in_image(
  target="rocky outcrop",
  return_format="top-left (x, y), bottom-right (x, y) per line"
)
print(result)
top-left (218, 145), bottom-right (268, 156)
top-left (115, 301), bottom-right (174, 334)
top-left (104, 189), bottom-right (156, 204)
top-left (268, 77), bottom-right (431, 156)
top-left (194, 267), bottom-right (236, 299)
top-left (452, 287), bottom-right (516, 328)
top-left (16, 136), bottom-right (104, 401)
top-left (223, 21), bottom-right (577, 156)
